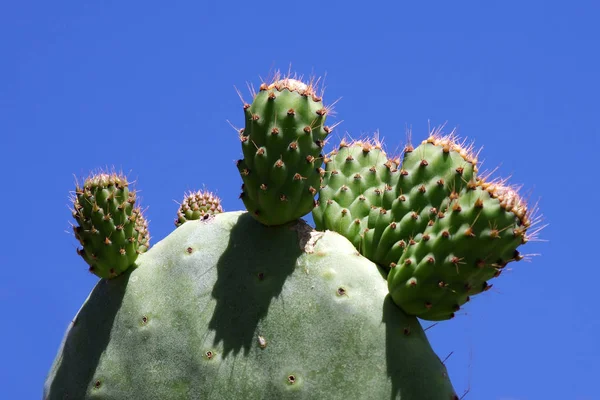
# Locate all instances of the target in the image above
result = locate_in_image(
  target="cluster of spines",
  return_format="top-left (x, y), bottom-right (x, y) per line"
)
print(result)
top-left (236, 74), bottom-right (333, 226)
top-left (71, 172), bottom-right (149, 279)
top-left (175, 190), bottom-right (223, 226)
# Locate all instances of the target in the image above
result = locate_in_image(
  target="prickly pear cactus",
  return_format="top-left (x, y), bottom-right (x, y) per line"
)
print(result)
top-left (237, 75), bottom-right (330, 226)
top-left (312, 139), bottom-right (398, 249)
top-left (360, 133), bottom-right (478, 270)
top-left (48, 70), bottom-right (542, 399)
top-left (175, 190), bottom-right (223, 226)
top-left (45, 212), bottom-right (457, 400)
top-left (315, 132), bottom-right (537, 321)
top-left (71, 172), bottom-right (149, 279)
top-left (387, 178), bottom-right (531, 320)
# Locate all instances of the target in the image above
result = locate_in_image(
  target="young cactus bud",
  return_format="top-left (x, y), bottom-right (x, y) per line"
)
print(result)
top-left (72, 171), bottom-right (149, 279)
top-left (175, 190), bottom-right (223, 227)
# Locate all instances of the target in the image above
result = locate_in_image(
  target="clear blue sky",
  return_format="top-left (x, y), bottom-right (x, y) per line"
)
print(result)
top-left (1, 1), bottom-right (598, 399)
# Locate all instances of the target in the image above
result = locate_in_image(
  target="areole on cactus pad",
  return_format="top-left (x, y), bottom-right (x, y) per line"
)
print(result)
top-left (47, 71), bottom-right (542, 399)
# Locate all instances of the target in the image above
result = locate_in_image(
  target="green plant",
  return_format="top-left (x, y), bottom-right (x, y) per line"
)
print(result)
top-left (45, 212), bottom-right (456, 399)
top-left (45, 72), bottom-right (540, 399)
top-left (237, 75), bottom-right (330, 226)
top-left (71, 172), bottom-right (149, 279)
top-left (175, 190), bottom-right (224, 227)
top-left (315, 132), bottom-right (535, 321)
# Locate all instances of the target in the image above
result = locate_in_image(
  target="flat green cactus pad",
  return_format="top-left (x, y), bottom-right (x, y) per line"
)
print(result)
top-left (45, 211), bottom-right (456, 399)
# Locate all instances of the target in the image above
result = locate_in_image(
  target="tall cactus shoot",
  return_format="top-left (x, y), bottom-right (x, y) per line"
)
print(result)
top-left (361, 133), bottom-right (479, 270)
top-left (237, 74), bottom-right (331, 226)
top-left (71, 172), bottom-right (149, 279)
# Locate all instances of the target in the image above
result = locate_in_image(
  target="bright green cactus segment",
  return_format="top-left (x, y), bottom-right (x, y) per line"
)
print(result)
top-left (361, 134), bottom-right (479, 269)
top-left (237, 76), bottom-right (330, 226)
top-left (311, 132), bottom-right (538, 320)
top-left (72, 172), bottom-right (150, 279)
top-left (45, 212), bottom-right (457, 399)
top-left (312, 139), bottom-right (398, 249)
top-left (388, 178), bottom-right (532, 321)
top-left (391, 135), bottom-right (477, 221)
top-left (175, 190), bottom-right (223, 227)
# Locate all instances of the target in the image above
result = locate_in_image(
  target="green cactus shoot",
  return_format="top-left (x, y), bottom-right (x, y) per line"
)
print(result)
top-left (237, 74), bottom-right (331, 226)
top-left (71, 171), bottom-right (149, 279)
top-left (45, 72), bottom-right (542, 399)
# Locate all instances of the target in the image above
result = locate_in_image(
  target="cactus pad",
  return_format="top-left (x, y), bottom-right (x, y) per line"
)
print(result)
top-left (71, 172), bottom-right (149, 279)
top-left (46, 212), bottom-right (457, 399)
top-left (388, 178), bottom-right (532, 320)
top-left (237, 76), bottom-right (330, 226)
top-left (313, 139), bottom-right (398, 249)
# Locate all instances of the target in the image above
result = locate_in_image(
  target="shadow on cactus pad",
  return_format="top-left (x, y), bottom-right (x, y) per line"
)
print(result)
top-left (45, 274), bottom-right (130, 398)
top-left (208, 213), bottom-right (300, 357)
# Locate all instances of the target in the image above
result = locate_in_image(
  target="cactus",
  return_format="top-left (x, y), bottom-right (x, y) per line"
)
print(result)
top-left (45, 212), bottom-right (457, 399)
top-left (315, 131), bottom-right (536, 321)
top-left (71, 172), bottom-right (149, 279)
top-left (361, 133), bottom-right (478, 270)
top-left (175, 190), bottom-right (223, 227)
top-left (312, 138), bottom-right (398, 249)
top-left (47, 71), bottom-right (542, 398)
top-left (237, 75), bottom-right (330, 226)
top-left (387, 177), bottom-right (531, 320)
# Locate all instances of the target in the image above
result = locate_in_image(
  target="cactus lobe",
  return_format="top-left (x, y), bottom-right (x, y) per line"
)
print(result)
top-left (238, 77), bottom-right (330, 226)
top-left (71, 172), bottom-right (149, 279)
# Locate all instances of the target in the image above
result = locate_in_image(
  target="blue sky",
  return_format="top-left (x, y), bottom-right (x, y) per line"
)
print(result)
top-left (1, 1), bottom-right (598, 399)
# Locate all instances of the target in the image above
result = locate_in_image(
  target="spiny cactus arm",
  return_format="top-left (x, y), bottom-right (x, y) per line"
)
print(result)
top-left (312, 138), bottom-right (397, 249)
top-left (237, 73), bottom-right (332, 226)
top-left (388, 177), bottom-right (535, 321)
top-left (71, 171), bottom-right (149, 279)
top-left (313, 130), bottom-right (540, 321)
top-left (361, 132), bottom-right (479, 270)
